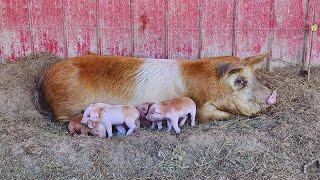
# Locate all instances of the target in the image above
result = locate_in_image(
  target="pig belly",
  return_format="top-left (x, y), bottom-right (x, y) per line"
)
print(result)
top-left (106, 109), bottom-right (127, 125)
top-left (129, 59), bottom-right (186, 106)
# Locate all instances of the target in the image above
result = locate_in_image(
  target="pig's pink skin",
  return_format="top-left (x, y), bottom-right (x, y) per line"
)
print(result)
top-left (90, 123), bottom-right (107, 138)
top-left (83, 103), bottom-right (127, 135)
top-left (136, 102), bottom-right (152, 120)
top-left (99, 105), bottom-right (140, 138)
top-left (267, 90), bottom-right (277, 105)
top-left (81, 104), bottom-right (93, 124)
top-left (137, 102), bottom-right (166, 130)
top-left (150, 120), bottom-right (164, 130)
top-left (146, 97), bottom-right (196, 134)
top-left (149, 115), bottom-right (188, 130)
top-left (82, 103), bottom-right (112, 124)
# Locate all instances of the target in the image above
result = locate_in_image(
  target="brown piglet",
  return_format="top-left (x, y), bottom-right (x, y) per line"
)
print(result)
top-left (68, 114), bottom-right (106, 138)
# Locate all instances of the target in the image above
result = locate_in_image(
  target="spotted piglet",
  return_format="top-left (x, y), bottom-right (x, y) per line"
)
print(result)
top-left (82, 103), bottom-right (127, 135)
top-left (91, 105), bottom-right (141, 138)
top-left (136, 102), bottom-right (163, 130)
top-left (146, 97), bottom-right (196, 134)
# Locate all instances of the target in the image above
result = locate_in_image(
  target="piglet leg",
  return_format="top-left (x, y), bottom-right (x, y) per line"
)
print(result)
top-left (156, 121), bottom-right (163, 130)
top-left (171, 117), bottom-right (181, 134)
top-left (102, 121), bottom-right (113, 138)
top-left (150, 122), bottom-right (157, 129)
top-left (134, 119), bottom-right (141, 130)
top-left (68, 121), bottom-right (76, 136)
top-left (190, 112), bottom-right (196, 127)
top-left (167, 120), bottom-right (173, 132)
top-left (179, 116), bottom-right (188, 127)
top-left (115, 125), bottom-right (126, 135)
top-left (80, 127), bottom-right (90, 136)
top-left (125, 120), bottom-right (136, 135)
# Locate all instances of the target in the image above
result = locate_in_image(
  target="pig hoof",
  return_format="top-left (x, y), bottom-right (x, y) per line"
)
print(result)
top-left (107, 134), bottom-right (113, 138)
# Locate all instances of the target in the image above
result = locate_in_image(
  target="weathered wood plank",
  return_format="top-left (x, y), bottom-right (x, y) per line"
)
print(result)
top-left (234, 0), bottom-right (271, 58)
top-left (29, 0), bottom-right (65, 57)
top-left (272, 0), bottom-right (307, 63)
top-left (98, 0), bottom-right (131, 56)
top-left (132, 0), bottom-right (165, 58)
top-left (0, 0), bottom-right (31, 61)
top-left (167, 0), bottom-right (199, 59)
top-left (64, 0), bottom-right (97, 57)
top-left (201, 0), bottom-right (234, 57)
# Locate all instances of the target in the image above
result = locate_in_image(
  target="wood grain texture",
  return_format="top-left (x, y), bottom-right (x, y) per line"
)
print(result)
top-left (64, 0), bottom-right (97, 57)
top-left (98, 0), bottom-right (131, 56)
top-left (132, 0), bottom-right (165, 58)
top-left (0, 0), bottom-right (319, 64)
top-left (200, 0), bottom-right (234, 57)
top-left (167, 0), bottom-right (200, 59)
top-left (29, 0), bottom-right (64, 57)
top-left (0, 0), bottom-right (31, 61)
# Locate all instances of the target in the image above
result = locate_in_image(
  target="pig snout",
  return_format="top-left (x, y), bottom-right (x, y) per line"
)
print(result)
top-left (267, 90), bottom-right (277, 105)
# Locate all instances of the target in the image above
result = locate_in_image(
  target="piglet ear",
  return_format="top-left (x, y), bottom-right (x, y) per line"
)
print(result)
top-left (154, 106), bottom-right (162, 113)
top-left (243, 52), bottom-right (269, 71)
top-left (217, 61), bottom-right (246, 78)
top-left (142, 103), bottom-right (149, 113)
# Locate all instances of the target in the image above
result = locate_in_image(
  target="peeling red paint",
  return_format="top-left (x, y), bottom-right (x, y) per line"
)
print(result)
top-left (139, 13), bottom-right (150, 33)
top-left (0, 0), bottom-right (319, 64)
top-left (99, 0), bottom-right (131, 56)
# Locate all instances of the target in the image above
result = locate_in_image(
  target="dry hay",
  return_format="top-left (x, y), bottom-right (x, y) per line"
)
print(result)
top-left (0, 53), bottom-right (319, 179)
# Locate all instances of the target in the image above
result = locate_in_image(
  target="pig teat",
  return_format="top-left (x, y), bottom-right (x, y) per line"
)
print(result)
top-left (267, 90), bottom-right (277, 105)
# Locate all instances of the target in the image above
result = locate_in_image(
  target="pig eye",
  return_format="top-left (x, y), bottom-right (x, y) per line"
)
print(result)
top-left (235, 77), bottom-right (247, 87)
top-left (87, 114), bottom-right (90, 117)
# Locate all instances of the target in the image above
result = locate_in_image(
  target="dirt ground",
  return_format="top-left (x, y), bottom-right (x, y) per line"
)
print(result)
top-left (0, 53), bottom-right (319, 179)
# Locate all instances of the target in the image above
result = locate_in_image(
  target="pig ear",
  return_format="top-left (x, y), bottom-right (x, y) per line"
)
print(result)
top-left (243, 52), bottom-right (269, 70)
top-left (154, 107), bottom-right (161, 113)
top-left (218, 62), bottom-right (246, 78)
top-left (142, 104), bottom-right (149, 113)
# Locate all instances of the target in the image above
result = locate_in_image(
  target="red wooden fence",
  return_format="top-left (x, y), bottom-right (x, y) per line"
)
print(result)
top-left (0, 0), bottom-right (319, 64)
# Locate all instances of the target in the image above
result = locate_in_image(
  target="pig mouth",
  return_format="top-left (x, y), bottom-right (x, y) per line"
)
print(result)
top-left (231, 91), bottom-right (277, 116)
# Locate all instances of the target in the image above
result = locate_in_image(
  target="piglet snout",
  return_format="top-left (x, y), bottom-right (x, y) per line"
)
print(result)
top-left (267, 90), bottom-right (277, 105)
top-left (87, 120), bottom-right (95, 129)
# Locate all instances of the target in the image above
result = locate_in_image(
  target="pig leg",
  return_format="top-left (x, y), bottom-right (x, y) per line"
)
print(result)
top-left (96, 123), bottom-right (106, 138)
top-left (150, 122), bottom-right (157, 129)
top-left (179, 115), bottom-right (188, 127)
top-left (68, 121), bottom-right (76, 136)
top-left (156, 121), bottom-right (163, 130)
top-left (125, 119), bottom-right (137, 135)
top-left (80, 127), bottom-right (90, 136)
top-left (102, 121), bottom-right (113, 138)
top-left (200, 103), bottom-right (231, 120)
top-left (115, 125), bottom-right (126, 135)
top-left (134, 118), bottom-right (141, 130)
top-left (171, 117), bottom-right (181, 134)
top-left (167, 120), bottom-right (173, 132)
top-left (190, 111), bottom-right (196, 127)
